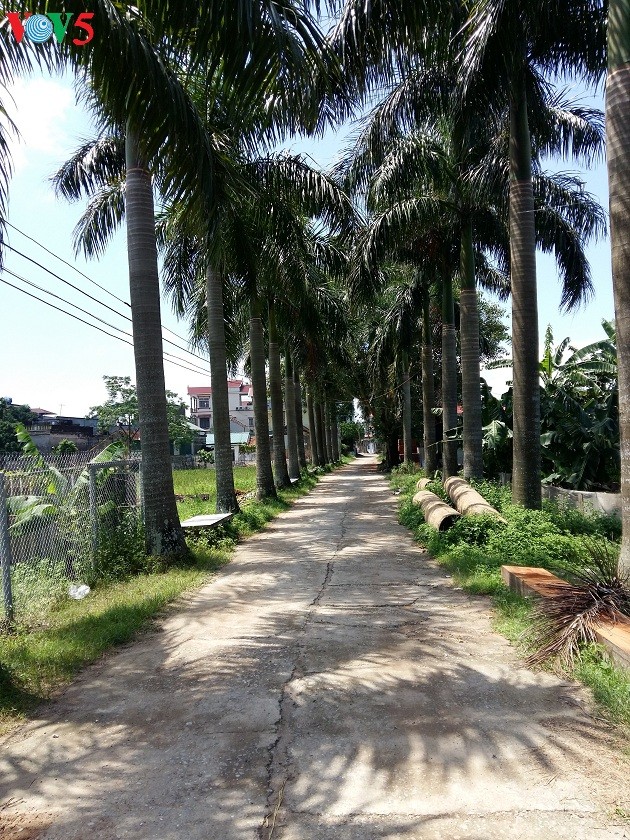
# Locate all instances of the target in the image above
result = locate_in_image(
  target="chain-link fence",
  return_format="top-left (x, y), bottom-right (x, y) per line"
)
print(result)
top-left (0, 450), bottom-right (142, 621)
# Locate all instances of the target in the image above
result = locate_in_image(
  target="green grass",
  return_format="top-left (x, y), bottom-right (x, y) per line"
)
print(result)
top-left (0, 558), bottom-right (225, 733)
top-left (0, 466), bottom-right (323, 733)
top-left (173, 465), bottom-right (258, 520)
top-left (394, 474), bottom-right (630, 735)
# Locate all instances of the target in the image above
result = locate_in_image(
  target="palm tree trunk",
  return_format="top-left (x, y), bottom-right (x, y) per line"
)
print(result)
top-left (315, 397), bottom-right (326, 465)
top-left (125, 127), bottom-right (186, 558)
top-left (607, 0), bottom-right (630, 576)
top-left (206, 265), bottom-right (239, 513)
top-left (294, 363), bottom-right (307, 469)
top-left (510, 68), bottom-right (541, 508)
top-left (460, 218), bottom-right (484, 480)
top-left (250, 293), bottom-right (276, 499)
top-left (267, 300), bottom-right (291, 489)
top-left (331, 403), bottom-right (340, 461)
top-left (402, 351), bottom-right (413, 465)
top-left (306, 388), bottom-right (318, 465)
top-left (284, 351), bottom-right (300, 480)
top-left (442, 274), bottom-right (459, 478)
top-left (324, 399), bottom-right (333, 464)
top-left (421, 287), bottom-right (438, 476)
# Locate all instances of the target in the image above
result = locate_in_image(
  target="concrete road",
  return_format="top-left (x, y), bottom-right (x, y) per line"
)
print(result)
top-left (1, 456), bottom-right (628, 839)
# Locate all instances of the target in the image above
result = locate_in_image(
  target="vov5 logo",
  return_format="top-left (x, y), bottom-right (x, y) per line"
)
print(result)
top-left (6, 11), bottom-right (94, 45)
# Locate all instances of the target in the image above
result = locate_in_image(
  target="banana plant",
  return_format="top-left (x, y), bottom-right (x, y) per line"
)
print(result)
top-left (7, 425), bottom-right (126, 529)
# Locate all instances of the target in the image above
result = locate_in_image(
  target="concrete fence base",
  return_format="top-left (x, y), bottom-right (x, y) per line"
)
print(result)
top-left (541, 484), bottom-right (621, 518)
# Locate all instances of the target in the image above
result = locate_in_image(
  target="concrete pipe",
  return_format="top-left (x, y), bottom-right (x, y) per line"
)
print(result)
top-left (412, 490), bottom-right (460, 531)
top-left (444, 476), bottom-right (506, 522)
top-left (416, 478), bottom-right (433, 491)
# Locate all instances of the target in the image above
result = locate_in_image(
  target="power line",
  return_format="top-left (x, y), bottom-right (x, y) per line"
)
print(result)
top-left (4, 219), bottom-right (132, 308)
top-left (3, 240), bottom-right (210, 366)
top-left (2, 267), bottom-right (212, 378)
top-left (3, 221), bottom-right (209, 363)
top-left (0, 275), bottom-right (210, 379)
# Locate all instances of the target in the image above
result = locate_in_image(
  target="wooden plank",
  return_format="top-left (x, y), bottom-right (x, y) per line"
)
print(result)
top-left (594, 618), bottom-right (630, 671)
top-left (181, 513), bottom-right (234, 529)
top-left (501, 565), bottom-right (570, 598)
top-left (501, 565), bottom-right (630, 672)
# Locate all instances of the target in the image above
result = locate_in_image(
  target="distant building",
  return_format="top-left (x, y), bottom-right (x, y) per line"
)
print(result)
top-left (188, 379), bottom-right (314, 461)
top-left (26, 411), bottom-right (99, 453)
top-left (188, 380), bottom-right (255, 436)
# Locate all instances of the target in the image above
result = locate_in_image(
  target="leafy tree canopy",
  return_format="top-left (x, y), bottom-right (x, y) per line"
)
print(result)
top-left (89, 376), bottom-right (194, 453)
top-left (339, 421), bottom-right (364, 445)
top-left (0, 399), bottom-right (37, 454)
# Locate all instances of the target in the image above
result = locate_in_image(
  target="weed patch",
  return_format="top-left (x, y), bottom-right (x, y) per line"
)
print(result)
top-left (394, 475), bottom-right (630, 733)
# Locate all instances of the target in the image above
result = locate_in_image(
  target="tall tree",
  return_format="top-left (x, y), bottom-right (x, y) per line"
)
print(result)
top-left (294, 363), bottom-right (308, 469)
top-left (206, 266), bottom-right (239, 511)
top-left (607, 0), bottom-right (630, 576)
top-left (268, 298), bottom-right (291, 488)
top-left (250, 291), bottom-right (277, 498)
top-left (463, 0), bottom-right (606, 505)
top-left (125, 127), bottom-right (186, 555)
top-left (285, 352), bottom-right (301, 479)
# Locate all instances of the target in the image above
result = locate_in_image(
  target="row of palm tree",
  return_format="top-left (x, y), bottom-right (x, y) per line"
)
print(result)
top-left (2, 1), bottom-right (628, 578)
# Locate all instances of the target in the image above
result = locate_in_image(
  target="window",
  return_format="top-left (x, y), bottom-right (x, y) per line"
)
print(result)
top-left (199, 417), bottom-right (210, 429)
top-left (248, 417), bottom-right (254, 427)
top-left (198, 398), bottom-right (210, 409)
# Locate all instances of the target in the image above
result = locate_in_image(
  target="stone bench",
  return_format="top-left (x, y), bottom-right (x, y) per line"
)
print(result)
top-left (181, 513), bottom-right (234, 530)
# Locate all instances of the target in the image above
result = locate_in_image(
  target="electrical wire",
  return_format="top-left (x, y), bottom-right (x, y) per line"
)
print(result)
top-left (0, 275), bottom-right (211, 379)
top-left (4, 242), bottom-right (209, 364)
top-left (2, 267), bottom-right (211, 377)
top-left (3, 224), bottom-right (209, 363)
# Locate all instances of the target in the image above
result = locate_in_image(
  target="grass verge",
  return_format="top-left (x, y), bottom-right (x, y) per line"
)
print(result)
top-left (391, 468), bottom-right (630, 735)
top-left (0, 466), bottom-right (330, 734)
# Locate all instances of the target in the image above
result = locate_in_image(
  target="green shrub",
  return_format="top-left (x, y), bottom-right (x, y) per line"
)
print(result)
top-left (440, 514), bottom-right (506, 548)
top-left (542, 500), bottom-right (622, 542)
top-left (92, 510), bottom-right (150, 582)
top-left (393, 474), bottom-right (629, 731)
top-left (469, 479), bottom-right (512, 512)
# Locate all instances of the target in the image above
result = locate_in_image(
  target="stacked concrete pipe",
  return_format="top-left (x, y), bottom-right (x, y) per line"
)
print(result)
top-left (412, 489), bottom-right (460, 531)
top-left (444, 476), bottom-right (506, 522)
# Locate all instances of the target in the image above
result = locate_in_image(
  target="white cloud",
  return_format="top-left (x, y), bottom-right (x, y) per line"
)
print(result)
top-left (2, 76), bottom-right (75, 172)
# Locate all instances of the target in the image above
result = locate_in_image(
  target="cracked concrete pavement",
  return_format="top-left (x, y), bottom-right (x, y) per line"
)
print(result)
top-left (1, 456), bottom-right (629, 839)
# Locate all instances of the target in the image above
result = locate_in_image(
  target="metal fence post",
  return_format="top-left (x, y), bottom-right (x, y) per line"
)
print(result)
top-left (0, 472), bottom-right (15, 622)
top-left (138, 461), bottom-right (145, 527)
top-left (89, 464), bottom-right (98, 559)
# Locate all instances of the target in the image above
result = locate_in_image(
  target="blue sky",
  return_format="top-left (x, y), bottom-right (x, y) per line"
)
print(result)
top-left (0, 71), bottom-right (613, 416)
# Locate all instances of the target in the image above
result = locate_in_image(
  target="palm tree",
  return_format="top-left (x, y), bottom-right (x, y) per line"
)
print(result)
top-left (206, 265), bottom-right (240, 512)
top-left (45, 0), bottom-right (339, 549)
top-left (306, 389), bottom-right (320, 465)
top-left (462, 0), bottom-right (606, 506)
top-left (293, 362), bottom-right (308, 469)
top-left (284, 351), bottom-right (301, 479)
top-left (607, 0), bottom-right (630, 575)
top-left (418, 282), bottom-right (437, 475)
top-left (247, 289), bottom-right (277, 499)
top-left (268, 298), bottom-right (291, 488)
top-left (124, 127), bottom-right (187, 555)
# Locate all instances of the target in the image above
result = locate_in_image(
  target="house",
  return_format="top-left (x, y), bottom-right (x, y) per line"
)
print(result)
top-left (26, 412), bottom-right (100, 453)
top-left (188, 380), bottom-right (314, 460)
top-left (205, 431), bottom-right (251, 462)
top-left (188, 380), bottom-right (256, 435)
